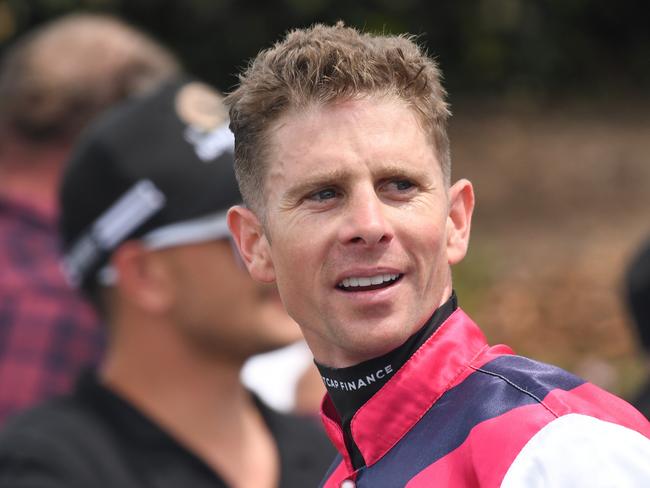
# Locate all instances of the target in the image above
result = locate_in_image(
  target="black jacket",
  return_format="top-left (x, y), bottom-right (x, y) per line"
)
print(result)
top-left (0, 372), bottom-right (335, 488)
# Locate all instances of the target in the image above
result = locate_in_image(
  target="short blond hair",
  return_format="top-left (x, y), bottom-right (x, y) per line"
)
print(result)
top-left (226, 22), bottom-right (451, 215)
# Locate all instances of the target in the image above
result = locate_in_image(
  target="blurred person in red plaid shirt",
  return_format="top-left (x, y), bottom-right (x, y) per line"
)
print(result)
top-left (0, 13), bottom-right (179, 425)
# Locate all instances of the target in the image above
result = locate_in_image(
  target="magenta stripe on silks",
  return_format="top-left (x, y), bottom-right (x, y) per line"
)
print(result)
top-left (351, 355), bottom-right (586, 487)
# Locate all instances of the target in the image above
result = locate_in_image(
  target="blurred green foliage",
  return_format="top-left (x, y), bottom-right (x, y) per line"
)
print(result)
top-left (1, 0), bottom-right (648, 99)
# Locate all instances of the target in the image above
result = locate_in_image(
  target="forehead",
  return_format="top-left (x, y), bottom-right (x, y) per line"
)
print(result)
top-left (264, 97), bottom-right (439, 184)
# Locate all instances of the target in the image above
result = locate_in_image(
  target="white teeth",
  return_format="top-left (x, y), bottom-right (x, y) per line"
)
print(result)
top-left (339, 273), bottom-right (399, 289)
top-left (370, 275), bottom-right (383, 285)
top-left (358, 277), bottom-right (371, 286)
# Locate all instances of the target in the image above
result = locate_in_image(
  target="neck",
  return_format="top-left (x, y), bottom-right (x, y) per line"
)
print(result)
top-left (101, 313), bottom-right (279, 487)
top-left (0, 138), bottom-right (70, 215)
top-left (101, 334), bottom-right (248, 429)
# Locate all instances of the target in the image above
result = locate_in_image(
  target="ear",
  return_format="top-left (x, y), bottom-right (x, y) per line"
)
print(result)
top-left (227, 205), bottom-right (276, 283)
top-left (110, 241), bottom-right (174, 313)
top-left (446, 179), bottom-right (475, 266)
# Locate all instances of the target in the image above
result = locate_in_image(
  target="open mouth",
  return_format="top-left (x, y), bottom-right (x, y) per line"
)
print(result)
top-left (336, 273), bottom-right (403, 292)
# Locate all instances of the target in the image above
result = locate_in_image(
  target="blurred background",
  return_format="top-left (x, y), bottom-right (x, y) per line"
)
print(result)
top-left (1, 0), bottom-right (648, 397)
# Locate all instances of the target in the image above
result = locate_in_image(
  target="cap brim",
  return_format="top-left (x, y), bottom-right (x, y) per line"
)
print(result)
top-left (142, 210), bottom-right (231, 250)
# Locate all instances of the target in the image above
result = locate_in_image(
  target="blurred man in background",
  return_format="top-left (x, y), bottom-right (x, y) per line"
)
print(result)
top-left (0, 78), bottom-right (335, 487)
top-left (626, 238), bottom-right (650, 418)
top-left (0, 13), bottom-right (179, 424)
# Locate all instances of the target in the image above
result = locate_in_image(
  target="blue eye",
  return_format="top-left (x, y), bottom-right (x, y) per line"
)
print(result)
top-left (394, 180), bottom-right (414, 191)
top-left (309, 188), bottom-right (338, 201)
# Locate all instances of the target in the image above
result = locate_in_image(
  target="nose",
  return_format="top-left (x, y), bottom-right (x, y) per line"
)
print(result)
top-left (338, 187), bottom-right (393, 247)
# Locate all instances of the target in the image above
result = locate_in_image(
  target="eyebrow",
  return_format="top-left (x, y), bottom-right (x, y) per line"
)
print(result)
top-left (373, 164), bottom-right (431, 184)
top-left (283, 168), bottom-right (351, 203)
top-left (282, 162), bottom-right (434, 203)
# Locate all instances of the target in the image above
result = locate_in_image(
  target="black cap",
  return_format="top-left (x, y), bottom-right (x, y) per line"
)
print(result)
top-left (59, 77), bottom-right (241, 292)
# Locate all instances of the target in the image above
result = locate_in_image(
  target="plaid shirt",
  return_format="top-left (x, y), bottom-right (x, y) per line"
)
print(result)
top-left (0, 194), bottom-right (105, 425)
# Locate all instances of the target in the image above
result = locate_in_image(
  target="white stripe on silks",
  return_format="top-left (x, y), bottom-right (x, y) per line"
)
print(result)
top-left (501, 413), bottom-right (650, 487)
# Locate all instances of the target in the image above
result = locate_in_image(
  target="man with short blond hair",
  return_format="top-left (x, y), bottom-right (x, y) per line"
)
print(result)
top-left (226, 23), bottom-right (650, 487)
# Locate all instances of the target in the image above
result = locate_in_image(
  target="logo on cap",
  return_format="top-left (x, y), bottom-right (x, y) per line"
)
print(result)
top-left (176, 82), bottom-right (234, 162)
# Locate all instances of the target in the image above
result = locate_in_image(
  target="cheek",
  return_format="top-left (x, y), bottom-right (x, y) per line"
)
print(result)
top-left (272, 232), bottom-right (319, 280)
top-left (401, 218), bottom-right (447, 258)
top-left (430, 225), bottom-right (449, 254)
top-left (271, 248), bottom-right (320, 318)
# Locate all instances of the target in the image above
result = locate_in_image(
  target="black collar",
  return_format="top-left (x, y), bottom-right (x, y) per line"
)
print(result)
top-left (316, 292), bottom-right (458, 469)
